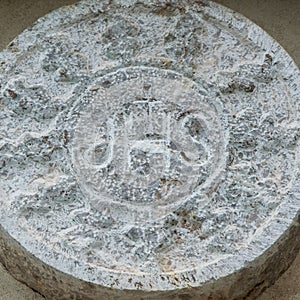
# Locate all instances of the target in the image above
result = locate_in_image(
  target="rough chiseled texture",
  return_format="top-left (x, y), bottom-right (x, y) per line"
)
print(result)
top-left (0, 0), bottom-right (300, 299)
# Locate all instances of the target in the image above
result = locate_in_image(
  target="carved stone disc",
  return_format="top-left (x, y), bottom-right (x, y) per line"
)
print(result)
top-left (0, 1), bottom-right (300, 299)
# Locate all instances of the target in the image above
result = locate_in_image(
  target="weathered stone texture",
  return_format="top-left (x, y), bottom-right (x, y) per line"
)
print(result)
top-left (0, 0), bottom-right (300, 299)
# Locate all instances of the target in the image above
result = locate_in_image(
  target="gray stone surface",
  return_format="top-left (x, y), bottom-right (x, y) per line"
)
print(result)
top-left (0, 0), bottom-right (300, 299)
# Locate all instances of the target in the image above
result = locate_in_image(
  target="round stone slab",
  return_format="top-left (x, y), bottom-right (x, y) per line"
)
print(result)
top-left (0, 1), bottom-right (300, 299)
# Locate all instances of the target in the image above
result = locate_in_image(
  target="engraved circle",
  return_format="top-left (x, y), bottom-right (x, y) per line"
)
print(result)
top-left (71, 67), bottom-right (227, 221)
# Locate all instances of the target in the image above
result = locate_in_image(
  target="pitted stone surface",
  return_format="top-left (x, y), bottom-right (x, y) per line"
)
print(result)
top-left (72, 67), bottom-right (226, 224)
top-left (0, 0), bottom-right (300, 299)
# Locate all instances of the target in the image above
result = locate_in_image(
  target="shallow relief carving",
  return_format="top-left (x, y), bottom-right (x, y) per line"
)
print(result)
top-left (0, 0), bottom-right (300, 298)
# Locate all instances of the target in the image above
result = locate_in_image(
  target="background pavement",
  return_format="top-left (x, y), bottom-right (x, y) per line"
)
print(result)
top-left (0, 0), bottom-right (299, 299)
